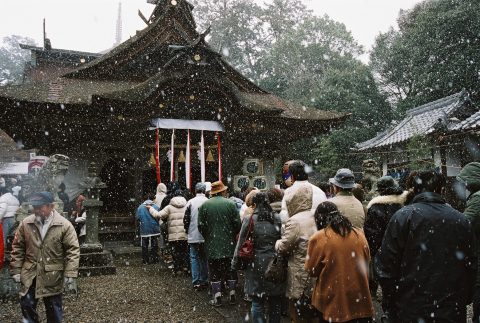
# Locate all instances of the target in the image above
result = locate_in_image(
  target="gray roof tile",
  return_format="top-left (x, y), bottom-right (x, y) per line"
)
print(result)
top-left (357, 91), bottom-right (467, 151)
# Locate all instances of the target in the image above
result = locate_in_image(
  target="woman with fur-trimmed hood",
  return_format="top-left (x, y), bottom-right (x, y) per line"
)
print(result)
top-left (364, 176), bottom-right (408, 257)
top-left (364, 176), bottom-right (408, 297)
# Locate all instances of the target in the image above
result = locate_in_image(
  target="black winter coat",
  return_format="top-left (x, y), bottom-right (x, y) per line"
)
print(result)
top-left (364, 191), bottom-right (408, 257)
top-left (374, 192), bottom-right (475, 323)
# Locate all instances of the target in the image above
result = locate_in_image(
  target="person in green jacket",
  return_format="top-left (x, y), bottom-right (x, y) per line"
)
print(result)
top-left (198, 181), bottom-right (241, 307)
top-left (457, 162), bottom-right (480, 323)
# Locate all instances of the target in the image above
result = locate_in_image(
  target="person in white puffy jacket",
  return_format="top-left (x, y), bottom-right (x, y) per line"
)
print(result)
top-left (0, 188), bottom-right (20, 248)
top-left (147, 190), bottom-right (188, 274)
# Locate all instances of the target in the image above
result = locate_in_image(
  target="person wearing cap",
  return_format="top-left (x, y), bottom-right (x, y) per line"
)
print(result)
top-left (280, 160), bottom-right (327, 220)
top-left (328, 168), bottom-right (365, 228)
top-left (457, 162), bottom-right (480, 322)
top-left (136, 198), bottom-right (161, 264)
top-left (375, 171), bottom-right (474, 322)
top-left (198, 181), bottom-right (241, 306)
top-left (183, 182), bottom-right (209, 290)
top-left (0, 186), bottom-right (20, 251)
top-left (10, 191), bottom-right (80, 322)
top-left (363, 176), bottom-right (408, 298)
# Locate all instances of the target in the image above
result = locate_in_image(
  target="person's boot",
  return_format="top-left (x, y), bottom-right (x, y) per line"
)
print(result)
top-left (209, 281), bottom-right (222, 307)
top-left (227, 280), bottom-right (237, 305)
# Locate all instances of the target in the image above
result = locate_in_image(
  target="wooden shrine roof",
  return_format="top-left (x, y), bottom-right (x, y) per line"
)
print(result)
top-left (0, 0), bottom-right (349, 152)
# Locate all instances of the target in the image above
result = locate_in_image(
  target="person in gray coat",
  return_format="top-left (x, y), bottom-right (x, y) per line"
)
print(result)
top-left (232, 192), bottom-right (286, 323)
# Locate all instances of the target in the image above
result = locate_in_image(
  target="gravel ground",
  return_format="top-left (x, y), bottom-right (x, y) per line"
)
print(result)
top-left (1, 255), bottom-right (472, 322)
top-left (1, 257), bottom-right (225, 322)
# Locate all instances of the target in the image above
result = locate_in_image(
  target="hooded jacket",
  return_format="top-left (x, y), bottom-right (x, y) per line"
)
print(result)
top-left (150, 196), bottom-right (187, 241)
top-left (458, 162), bottom-right (480, 230)
top-left (458, 162), bottom-right (480, 288)
top-left (275, 183), bottom-right (317, 299)
top-left (375, 192), bottom-right (474, 322)
top-left (154, 183), bottom-right (167, 208)
top-left (280, 180), bottom-right (326, 219)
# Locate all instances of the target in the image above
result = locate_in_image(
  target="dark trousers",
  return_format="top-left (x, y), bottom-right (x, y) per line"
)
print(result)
top-left (208, 258), bottom-right (237, 283)
top-left (141, 236), bottom-right (159, 264)
top-left (20, 279), bottom-right (63, 323)
top-left (170, 240), bottom-right (189, 272)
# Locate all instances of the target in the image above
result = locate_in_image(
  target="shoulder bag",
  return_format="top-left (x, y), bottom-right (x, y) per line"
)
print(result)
top-left (238, 214), bottom-right (255, 261)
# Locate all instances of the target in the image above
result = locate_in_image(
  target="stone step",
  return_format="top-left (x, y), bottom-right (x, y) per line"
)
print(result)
top-left (79, 251), bottom-right (115, 267)
top-left (78, 265), bottom-right (117, 277)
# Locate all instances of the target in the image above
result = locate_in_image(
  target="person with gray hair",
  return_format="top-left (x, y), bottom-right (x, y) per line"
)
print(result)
top-left (183, 182), bottom-right (209, 290)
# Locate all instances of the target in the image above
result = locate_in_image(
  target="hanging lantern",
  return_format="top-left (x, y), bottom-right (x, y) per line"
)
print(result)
top-left (149, 152), bottom-right (156, 167)
top-left (178, 150), bottom-right (186, 162)
top-left (206, 149), bottom-right (214, 162)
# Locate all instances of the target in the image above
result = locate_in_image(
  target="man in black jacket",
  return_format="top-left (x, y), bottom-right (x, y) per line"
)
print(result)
top-left (375, 171), bottom-right (475, 323)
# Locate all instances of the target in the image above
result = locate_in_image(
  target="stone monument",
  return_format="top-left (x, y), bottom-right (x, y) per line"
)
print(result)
top-left (362, 159), bottom-right (381, 202)
top-left (78, 162), bottom-right (116, 277)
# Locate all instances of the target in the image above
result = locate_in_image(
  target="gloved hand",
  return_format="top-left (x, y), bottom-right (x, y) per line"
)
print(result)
top-left (12, 274), bottom-right (21, 283)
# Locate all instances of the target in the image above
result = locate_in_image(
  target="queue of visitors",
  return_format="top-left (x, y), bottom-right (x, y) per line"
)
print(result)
top-left (128, 159), bottom-right (480, 323)
top-left (5, 159), bottom-right (480, 323)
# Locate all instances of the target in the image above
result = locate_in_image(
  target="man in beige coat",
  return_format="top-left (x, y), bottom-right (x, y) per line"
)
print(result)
top-left (329, 168), bottom-right (366, 228)
top-left (10, 191), bottom-right (80, 322)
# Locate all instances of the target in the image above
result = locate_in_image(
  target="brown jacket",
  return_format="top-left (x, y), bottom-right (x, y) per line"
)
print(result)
top-left (275, 183), bottom-right (316, 299)
top-left (10, 210), bottom-right (80, 298)
top-left (305, 227), bottom-right (374, 322)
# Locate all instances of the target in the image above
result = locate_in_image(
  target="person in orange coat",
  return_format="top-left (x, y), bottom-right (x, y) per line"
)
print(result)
top-left (305, 201), bottom-right (374, 323)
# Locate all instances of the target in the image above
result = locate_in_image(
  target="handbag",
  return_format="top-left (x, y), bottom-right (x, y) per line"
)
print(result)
top-left (294, 276), bottom-right (318, 317)
top-left (238, 214), bottom-right (255, 261)
top-left (264, 254), bottom-right (288, 283)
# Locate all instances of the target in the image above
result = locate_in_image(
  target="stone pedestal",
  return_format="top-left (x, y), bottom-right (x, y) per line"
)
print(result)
top-left (79, 199), bottom-right (116, 277)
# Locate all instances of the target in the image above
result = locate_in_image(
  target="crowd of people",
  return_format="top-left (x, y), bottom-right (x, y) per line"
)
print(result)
top-left (4, 159), bottom-right (480, 323)
top-left (131, 160), bottom-right (480, 323)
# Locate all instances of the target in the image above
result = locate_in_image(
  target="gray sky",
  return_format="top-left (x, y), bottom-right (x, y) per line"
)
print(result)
top-left (0, 0), bottom-right (422, 56)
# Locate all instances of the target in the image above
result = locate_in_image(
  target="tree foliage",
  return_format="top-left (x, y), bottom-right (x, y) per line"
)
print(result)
top-left (0, 35), bottom-right (35, 85)
top-left (370, 0), bottom-right (480, 114)
top-left (190, 0), bottom-right (393, 178)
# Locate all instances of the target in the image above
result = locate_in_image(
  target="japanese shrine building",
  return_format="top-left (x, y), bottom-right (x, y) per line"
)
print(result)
top-left (0, 0), bottom-right (347, 222)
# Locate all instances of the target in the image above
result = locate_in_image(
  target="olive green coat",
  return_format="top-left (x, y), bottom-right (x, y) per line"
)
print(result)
top-left (10, 210), bottom-right (80, 298)
top-left (198, 196), bottom-right (241, 260)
